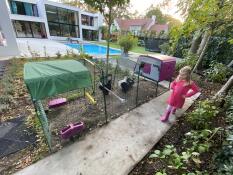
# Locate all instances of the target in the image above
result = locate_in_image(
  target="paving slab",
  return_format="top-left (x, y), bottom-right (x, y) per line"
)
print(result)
top-left (14, 91), bottom-right (200, 175)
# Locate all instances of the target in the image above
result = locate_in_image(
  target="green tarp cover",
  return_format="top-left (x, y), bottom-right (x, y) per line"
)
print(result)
top-left (24, 60), bottom-right (92, 100)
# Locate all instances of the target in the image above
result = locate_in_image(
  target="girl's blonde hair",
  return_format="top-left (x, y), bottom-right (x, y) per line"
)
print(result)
top-left (178, 66), bottom-right (192, 84)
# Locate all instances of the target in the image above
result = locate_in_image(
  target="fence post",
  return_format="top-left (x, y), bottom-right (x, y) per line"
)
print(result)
top-left (93, 65), bottom-right (96, 94)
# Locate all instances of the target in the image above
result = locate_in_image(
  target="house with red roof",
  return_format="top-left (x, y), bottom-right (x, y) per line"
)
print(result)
top-left (113, 16), bottom-right (168, 35)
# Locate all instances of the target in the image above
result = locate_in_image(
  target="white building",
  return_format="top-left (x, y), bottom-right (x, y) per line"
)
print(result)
top-left (5, 0), bottom-right (103, 41)
top-left (0, 0), bottom-right (103, 58)
top-left (113, 16), bottom-right (168, 36)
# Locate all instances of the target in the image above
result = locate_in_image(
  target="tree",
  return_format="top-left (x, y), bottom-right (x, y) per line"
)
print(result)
top-left (179, 0), bottom-right (233, 72)
top-left (59, 0), bottom-right (95, 12)
top-left (83, 0), bottom-right (130, 74)
top-left (164, 15), bottom-right (182, 28)
top-left (177, 0), bottom-right (195, 18)
top-left (118, 35), bottom-right (137, 56)
top-left (189, 30), bottom-right (202, 54)
top-left (145, 5), bottom-right (166, 23)
top-left (145, 5), bottom-right (182, 28)
top-left (112, 3), bottom-right (132, 19)
top-left (215, 75), bottom-right (233, 98)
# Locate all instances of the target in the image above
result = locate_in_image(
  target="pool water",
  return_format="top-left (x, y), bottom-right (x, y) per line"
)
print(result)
top-left (66, 43), bottom-right (121, 55)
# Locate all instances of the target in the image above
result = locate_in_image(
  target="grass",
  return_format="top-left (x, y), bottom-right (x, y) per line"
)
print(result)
top-left (91, 41), bottom-right (157, 54)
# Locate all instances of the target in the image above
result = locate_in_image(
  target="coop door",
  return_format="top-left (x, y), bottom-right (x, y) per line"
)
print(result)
top-left (142, 62), bottom-right (152, 74)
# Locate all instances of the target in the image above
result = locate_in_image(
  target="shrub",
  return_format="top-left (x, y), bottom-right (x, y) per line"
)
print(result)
top-left (149, 145), bottom-right (187, 170)
top-left (159, 42), bottom-right (173, 55)
top-left (203, 36), bottom-right (233, 67)
top-left (215, 90), bottom-right (233, 175)
top-left (176, 53), bottom-right (197, 71)
top-left (187, 99), bottom-right (219, 129)
top-left (118, 35), bottom-right (138, 54)
top-left (204, 62), bottom-right (233, 83)
top-left (56, 51), bottom-right (61, 58)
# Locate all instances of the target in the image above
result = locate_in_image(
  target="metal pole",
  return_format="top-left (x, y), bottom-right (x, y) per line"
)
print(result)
top-left (112, 59), bottom-right (119, 88)
top-left (136, 67), bottom-right (141, 107)
top-left (93, 65), bottom-right (96, 94)
top-left (156, 81), bottom-right (159, 97)
top-left (101, 70), bottom-right (108, 123)
top-left (99, 82), bottom-right (125, 103)
top-left (103, 91), bottom-right (108, 123)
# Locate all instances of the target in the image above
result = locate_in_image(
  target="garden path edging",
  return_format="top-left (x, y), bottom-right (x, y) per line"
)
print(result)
top-left (14, 91), bottom-right (200, 175)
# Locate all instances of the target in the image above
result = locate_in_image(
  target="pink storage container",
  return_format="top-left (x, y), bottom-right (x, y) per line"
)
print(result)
top-left (60, 122), bottom-right (85, 140)
top-left (48, 98), bottom-right (67, 109)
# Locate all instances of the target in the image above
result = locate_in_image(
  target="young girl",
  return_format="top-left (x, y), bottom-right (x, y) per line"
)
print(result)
top-left (161, 66), bottom-right (200, 122)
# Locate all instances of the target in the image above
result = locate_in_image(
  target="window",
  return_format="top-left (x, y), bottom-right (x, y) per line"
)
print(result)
top-left (48, 22), bottom-right (61, 36)
top-left (13, 20), bottom-right (47, 38)
top-left (81, 15), bottom-right (94, 26)
top-left (61, 24), bottom-right (70, 37)
top-left (9, 0), bottom-right (38, 16)
top-left (67, 11), bottom-right (76, 25)
top-left (58, 8), bottom-right (68, 24)
top-left (82, 29), bottom-right (98, 41)
top-left (45, 5), bottom-right (79, 38)
top-left (31, 22), bottom-right (47, 38)
top-left (45, 5), bottom-right (58, 22)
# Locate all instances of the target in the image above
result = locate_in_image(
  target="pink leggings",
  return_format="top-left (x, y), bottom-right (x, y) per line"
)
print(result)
top-left (167, 105), bottom-right (176, 112)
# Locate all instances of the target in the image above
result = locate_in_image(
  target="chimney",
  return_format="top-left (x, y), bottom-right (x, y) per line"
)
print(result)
top-left (152, 15), bottom-right (156, 23)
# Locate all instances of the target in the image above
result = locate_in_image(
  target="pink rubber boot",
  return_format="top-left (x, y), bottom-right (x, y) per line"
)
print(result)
top-left (160, 109), bottom-right (171, 122)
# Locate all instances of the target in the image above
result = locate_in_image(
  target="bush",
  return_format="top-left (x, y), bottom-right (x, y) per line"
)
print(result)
top-left (204, 62), bottom-right (233, 83)
top-left (203, 36), bottom-right (233, 68)
top-left (118, 35), bottom-right (138, 54)
top-left (215, 91), bottom-right (233, 175)
top-left (159, 42), bottom-right (173, 55)
top-left (176, 53), bottom-right (197, 71)
top-left (187, 99), bottom-right (219, 129)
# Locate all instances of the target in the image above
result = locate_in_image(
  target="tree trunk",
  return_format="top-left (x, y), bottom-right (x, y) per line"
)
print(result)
top-left (189, 31), bottom-right (202, 54)
top-left (197, 31), bottom-right (210, 56)
top-left (227, 60), bottom-right (233, 67)
top-left (192, 31), bottom-right (211, 73)
top-left (105, 7), bottom-right (112, 76)
top-left (215, 75), bottom-right (233, 98)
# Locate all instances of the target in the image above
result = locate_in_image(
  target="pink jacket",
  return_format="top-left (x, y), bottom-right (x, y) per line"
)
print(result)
top-left (167, 80), bottom-right (199, 108)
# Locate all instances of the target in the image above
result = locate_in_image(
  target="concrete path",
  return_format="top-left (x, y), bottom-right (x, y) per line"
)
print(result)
top-left (15, 92), bottom-right (200, 175)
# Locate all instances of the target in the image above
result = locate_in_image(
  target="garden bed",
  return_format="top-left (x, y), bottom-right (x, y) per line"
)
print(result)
top-left (129, 75), bottom-right (227, 175)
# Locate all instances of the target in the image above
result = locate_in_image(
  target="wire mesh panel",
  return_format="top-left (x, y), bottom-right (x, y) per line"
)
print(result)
top-left (35, 100), bottom-right (52, 150)
top-left (36, 58), bottom-right (168, 151)
top-left (88, 57), bottom-right (168, 122)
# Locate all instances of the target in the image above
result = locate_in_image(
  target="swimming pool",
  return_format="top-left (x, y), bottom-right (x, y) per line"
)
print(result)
top-left (66, 43), bottom-right (121, 55)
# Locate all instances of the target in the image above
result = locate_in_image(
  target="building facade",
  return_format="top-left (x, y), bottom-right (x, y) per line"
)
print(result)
top-left (5, 0), bottom-right (103, 41)
top-left (113, 16), bottom-right (168, 36)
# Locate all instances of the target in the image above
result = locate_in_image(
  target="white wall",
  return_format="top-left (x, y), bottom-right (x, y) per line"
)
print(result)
top-left (4, 0), bottom-right (103, 42)
top-left (0, 0), bottom-right (20, 58)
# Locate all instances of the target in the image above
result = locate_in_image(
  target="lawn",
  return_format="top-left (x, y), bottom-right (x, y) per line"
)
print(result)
top-left (91, 41), bottom-right (157, 54)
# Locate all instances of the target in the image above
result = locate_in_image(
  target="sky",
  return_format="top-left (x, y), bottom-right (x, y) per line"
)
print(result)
top-left (52, 0), bottom-right (183, 21)
top-left (129, 0), bottom-right (182, 21)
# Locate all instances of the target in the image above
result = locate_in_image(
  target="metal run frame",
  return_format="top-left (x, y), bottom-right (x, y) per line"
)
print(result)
top-left (33, 100), bottom-right (52, 151)
top-left (134, 62), bottom-right (172, 107)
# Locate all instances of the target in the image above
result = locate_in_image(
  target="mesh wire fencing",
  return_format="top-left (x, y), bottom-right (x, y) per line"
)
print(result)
top-left (37, 58), bottom-right (167, 150)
